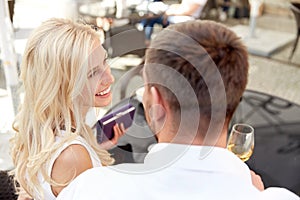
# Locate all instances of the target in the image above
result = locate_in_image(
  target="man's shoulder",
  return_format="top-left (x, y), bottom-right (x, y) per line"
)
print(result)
top-left (56, 165), bottom-right (136, 199)
top-left (76, 163), bottom-right (149, 181)
top-left (260, 187), bottom-right (299, 200)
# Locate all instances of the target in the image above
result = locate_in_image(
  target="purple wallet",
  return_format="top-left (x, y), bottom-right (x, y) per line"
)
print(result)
top-left (98, 104), bottom-right (136, 140)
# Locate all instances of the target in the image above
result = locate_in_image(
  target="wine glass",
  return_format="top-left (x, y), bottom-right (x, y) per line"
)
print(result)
top-left (227, 124), bottom-right (254, 162)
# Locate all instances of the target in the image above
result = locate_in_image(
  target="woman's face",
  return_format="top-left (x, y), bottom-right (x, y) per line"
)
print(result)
top-left (83, 41), bottom-right (114, 108)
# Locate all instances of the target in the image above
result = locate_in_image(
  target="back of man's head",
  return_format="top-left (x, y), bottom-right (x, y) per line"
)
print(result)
top-left (144, 20), bottom-right (248, 127)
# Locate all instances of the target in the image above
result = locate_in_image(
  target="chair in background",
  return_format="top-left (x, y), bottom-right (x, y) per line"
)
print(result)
top-left (200, 0), bottom-right (219, 20)
top-left (289, 2), bottom-right (300, 60)
top-left (0, 170), bottom-right (18, 200)
top-left (119, 63), bottom-right (143, 100)
top-left (101, 21), bottom-right (146, 101)
top-left (103, 23), bottom-right (146, 58)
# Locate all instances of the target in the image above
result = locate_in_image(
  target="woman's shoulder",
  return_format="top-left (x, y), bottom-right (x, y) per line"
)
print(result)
top-left (50, 133), bottom-right (102, 174)
top-left (54, 143), bottom-right (94, 174)
top-left (51, 143), bottom-right (94, 196)
top-left (54, 134), bottom-right (101, 166)
top-left (54, 132), bottom-right (94, 158)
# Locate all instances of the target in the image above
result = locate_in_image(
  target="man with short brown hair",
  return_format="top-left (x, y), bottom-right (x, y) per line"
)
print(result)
top-left (143, 20), bottom-right (248, 144)
top-left (57, 20), bottom-right (299, 200)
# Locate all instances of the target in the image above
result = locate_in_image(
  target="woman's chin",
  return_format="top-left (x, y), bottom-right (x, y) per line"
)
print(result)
top-left (94, 97), bottom-right (112, 107)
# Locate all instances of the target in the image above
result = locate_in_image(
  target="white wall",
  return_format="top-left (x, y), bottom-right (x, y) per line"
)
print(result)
top-left (13, 0), bottom-right (80, 29)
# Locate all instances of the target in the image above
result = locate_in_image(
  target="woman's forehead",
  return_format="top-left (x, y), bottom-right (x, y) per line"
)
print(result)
top-left (89, 45), bottom-right (105, 66)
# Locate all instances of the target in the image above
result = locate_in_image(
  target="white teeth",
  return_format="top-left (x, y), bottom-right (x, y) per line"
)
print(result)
top-left (97, 87), bottom-right (110, 96)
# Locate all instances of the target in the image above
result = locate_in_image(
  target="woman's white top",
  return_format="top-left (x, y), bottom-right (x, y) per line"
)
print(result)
top-left (37, 133), bottom-right (102, 200)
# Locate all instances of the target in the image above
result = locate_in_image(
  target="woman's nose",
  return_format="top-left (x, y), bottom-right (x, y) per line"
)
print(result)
top-left (101, 70), bottom-right (114, 86)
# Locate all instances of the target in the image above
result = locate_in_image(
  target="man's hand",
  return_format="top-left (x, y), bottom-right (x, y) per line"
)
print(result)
top-left (250, 170), bottom-right (265, 191)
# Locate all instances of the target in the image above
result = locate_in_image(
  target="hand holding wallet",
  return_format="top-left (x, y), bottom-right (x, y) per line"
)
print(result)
top-left (97, 103), bottom-right (136, 141)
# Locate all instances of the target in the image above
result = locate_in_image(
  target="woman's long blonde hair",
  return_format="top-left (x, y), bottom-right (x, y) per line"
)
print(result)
top-left (10, 18), bottom-right (114, 198)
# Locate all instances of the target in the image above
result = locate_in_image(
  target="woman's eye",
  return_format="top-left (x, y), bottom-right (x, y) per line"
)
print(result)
top-left (88, 69), bottom-right (100, 78)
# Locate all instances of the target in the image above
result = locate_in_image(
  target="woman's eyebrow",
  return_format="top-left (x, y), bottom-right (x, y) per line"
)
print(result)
top-left (88, 65), bottom-right (100, 74)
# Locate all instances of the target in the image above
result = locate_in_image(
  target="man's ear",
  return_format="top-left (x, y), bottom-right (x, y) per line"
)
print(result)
top-left (149, 86), bottom-right (166, 122)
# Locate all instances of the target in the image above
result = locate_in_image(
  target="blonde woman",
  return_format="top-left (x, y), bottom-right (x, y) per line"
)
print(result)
top-left (10, 18), bottom-right (124, 199)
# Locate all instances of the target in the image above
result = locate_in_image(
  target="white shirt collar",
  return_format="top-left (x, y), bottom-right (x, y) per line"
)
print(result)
top-left (145, 143), bottom-right (251, 179)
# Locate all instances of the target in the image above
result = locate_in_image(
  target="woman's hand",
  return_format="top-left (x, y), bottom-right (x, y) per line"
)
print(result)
top-left (98, 123), bottom-right (126, 150)
top-left (250, 170), bottom-right (264, 191)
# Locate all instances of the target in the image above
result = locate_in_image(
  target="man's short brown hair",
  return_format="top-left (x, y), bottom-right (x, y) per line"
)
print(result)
top-left (144, 20), bottom-right (248, 120)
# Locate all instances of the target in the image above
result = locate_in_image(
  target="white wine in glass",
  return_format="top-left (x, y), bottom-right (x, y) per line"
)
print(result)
top-left (227, 124), bottom-right (254, 162)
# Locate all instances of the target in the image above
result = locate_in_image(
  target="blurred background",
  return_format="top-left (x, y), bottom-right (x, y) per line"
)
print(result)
top-left (0, 0), bottom-right (300, 192)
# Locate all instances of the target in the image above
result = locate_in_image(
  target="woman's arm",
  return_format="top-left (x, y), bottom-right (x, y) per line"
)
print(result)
top-left (51, 144), bottom-right (93, 196)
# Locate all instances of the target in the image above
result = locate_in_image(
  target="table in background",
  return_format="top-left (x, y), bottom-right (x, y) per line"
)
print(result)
top-left (232, 90), bottom-right (300, 195)
top-left (78, 1), bottom-right (164, 58)
top-left (103, 90), bottom-right (300, 195)
top-left (78, 0), bottom-right (167, 24)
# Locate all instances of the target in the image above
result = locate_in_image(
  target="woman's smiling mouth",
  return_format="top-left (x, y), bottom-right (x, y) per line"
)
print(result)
top-left (96, 86), bottom-right (111, 97)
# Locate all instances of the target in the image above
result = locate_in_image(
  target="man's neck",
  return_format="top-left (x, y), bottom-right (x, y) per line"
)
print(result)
top-left (157, 129), bottom-right (228, 148)
top-left (156, 119), bottom-right (229, 148)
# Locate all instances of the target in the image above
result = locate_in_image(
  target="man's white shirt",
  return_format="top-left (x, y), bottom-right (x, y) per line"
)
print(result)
top-left (57, 143), bottom-right (299, 200)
